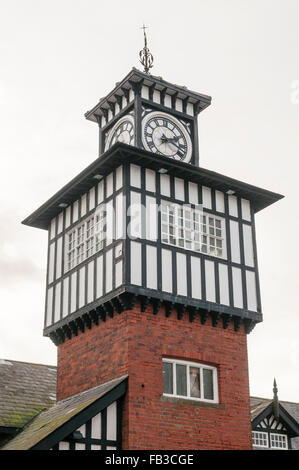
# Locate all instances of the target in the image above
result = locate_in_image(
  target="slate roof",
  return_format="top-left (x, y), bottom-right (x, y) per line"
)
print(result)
top-left (0, 359), bottom-right (56, 429)
top-left (250, 396), bottom-right (299, 450)
top-left (1, 375), bottom-right (128, 450)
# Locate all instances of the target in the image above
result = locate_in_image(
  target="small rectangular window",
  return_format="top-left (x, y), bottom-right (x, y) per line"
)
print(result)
top-left (162, 359), bottom-right (218, 403)
top-left (161, 200), bottom-right (225, 258)
top-left (270, 433), bottom-right (288, 450)
top-left (252, 431), bottom-right (268, 448)
top-left (65, 207), bottom-right (107, 272)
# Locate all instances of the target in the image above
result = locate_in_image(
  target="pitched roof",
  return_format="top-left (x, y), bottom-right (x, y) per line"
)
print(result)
top-left (1, 375), bottom-right (127, 450)
top-left (250, 396), bottom-right (299, 449)
top-left (84, 67), bottom-right (212, 123)
top-left (0, 359), bottom-right (56, 429)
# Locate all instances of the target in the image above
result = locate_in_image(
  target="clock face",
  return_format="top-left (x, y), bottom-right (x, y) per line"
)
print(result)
top-left (142, 111), bottom-right (192, 163)
top-left (105, 115), bottom-right (134, 150)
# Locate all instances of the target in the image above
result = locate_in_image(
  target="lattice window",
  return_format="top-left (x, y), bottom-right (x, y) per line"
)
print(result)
top-left (161, 201), bottom-right (225, 257)
top-left (270, 433), bottom-right (288, 449)
top-left (66, 207), bottom-right (106, 272)
top-left (252, 431), bottom-right (269, 448)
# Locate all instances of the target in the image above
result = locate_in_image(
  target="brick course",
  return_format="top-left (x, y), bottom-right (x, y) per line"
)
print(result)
top-left (57, 302), bottom-right (252, 450)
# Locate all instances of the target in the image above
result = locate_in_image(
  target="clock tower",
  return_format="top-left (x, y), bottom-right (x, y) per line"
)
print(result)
top-left (85, 66), bottom-right (210, 166)
top-left (22, 35), bottom-right (283, 450)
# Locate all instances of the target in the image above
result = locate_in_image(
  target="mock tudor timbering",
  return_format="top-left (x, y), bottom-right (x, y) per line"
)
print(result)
top-left (20, 67), bottom-right (284, 450)
top-left (22, 148), bottom-right (282, 345)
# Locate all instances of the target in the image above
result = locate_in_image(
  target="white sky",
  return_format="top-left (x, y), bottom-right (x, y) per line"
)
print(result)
top-left (0, 0), bottom-right (298, 402)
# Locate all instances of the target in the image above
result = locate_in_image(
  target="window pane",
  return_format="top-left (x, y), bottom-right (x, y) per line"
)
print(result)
top-left (189, 367), bottom-right (200, 398)
top-left (163, 362), bottom-right (173, 394)
top-left (252, 431), bottom-right (267, 447)
top-left (176, 364), bottom-right (187, 396)
top-left (203, 368), bottom-right (214, 400)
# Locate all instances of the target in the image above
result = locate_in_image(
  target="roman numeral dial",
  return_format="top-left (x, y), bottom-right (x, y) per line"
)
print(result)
top-left (142, 111), bottom-right (192, 163)
top-left (105, 115), bottom-right (134, 150)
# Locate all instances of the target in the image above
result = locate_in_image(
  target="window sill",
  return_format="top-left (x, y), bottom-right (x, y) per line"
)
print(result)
top-left (160, 395), bottom-right (225, 409)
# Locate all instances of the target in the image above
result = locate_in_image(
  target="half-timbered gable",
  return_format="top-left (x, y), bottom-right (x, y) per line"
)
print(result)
top-left (2, 376), bottom-right (127, 450)
top-left (250, 382), bottom-right (299, 450)
top-left (251, 403), bottom-right (299, 450)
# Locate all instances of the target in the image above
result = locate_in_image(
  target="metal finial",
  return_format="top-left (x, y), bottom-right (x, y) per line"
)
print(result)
top-left (273, 378), bottom-right (280, 420)
top-left (139, 24), bottom-right (154, 74)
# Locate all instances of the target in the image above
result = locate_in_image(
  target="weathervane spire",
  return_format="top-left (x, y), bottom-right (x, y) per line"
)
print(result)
top-left (139, 24), bottom-right (154, 74)
top-left (273, 378), bottom-right (280, 420)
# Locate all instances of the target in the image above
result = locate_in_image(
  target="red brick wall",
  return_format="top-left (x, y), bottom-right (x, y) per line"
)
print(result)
top-left (57, 302), bottom-right (252, 450)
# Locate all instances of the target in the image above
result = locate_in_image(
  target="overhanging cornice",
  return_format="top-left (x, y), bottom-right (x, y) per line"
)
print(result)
top-left (22, 142), bottom-right (284, 231)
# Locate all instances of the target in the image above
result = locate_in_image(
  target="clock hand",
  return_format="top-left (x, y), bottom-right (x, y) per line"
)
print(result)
top-left (167, 140), bottom-right (181, 149)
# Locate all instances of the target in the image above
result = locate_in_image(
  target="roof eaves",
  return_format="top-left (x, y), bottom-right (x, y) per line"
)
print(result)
top-left (21, 143), bottom-right (284, 231)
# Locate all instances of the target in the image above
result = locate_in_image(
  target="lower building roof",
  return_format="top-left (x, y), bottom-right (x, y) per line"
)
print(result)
top-left (0, 359), bottom-right (56, 430)
top-left (1, 375), bottom-right (127, 450)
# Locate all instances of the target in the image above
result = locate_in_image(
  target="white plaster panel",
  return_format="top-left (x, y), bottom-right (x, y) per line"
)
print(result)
top-left (246, 270), bottom-right (257, 311)
top-left (87, 260), bottom-right (94, 304)
top-left (146, 245), bottom-right (157, 290)
top-left (191, 256), bottom-right (201, 299)
top-left (174, 177), bottom-right (185, 201)
top-left (205, 260), bottom-right (216, 302)
top-left (62, 277), bottom-right (69, 318)
top-left (188, 182), bottom-right (199, 205)
top-left (145, 169), bottom-right (156, 192)
top-left (162, 249), bottom-right (172, 293)
top-left (176, 252), bottom-right (187, 296)
top-left (130, 164), bottom-right (141, 188)
top-left (215, 191), bottom-right (225, 213)
top-left (54, 282), bottom-right (61, 323)
top-left (232, 267), bottom-right (243, 308)
top-left (202, 186), bottom-right (212, 209)
top-left (230, 220), bottom-right (241, 264)
top-left (79, 266), bottom-right (85, 308)
top-left (107, 402), bottom-right (117, 441)
top-left (160, 173), bottom-right (171, 197)
top-left (228, 195), bottom-right (238, 217)
top-left (105, 249), bottom-right (113, 293)
top-left (218, 263), bottom-right (230, 306)
top-left (243, 224), bottom-right (254, 267)
top-left (130, 241), bottom-right (142, 286)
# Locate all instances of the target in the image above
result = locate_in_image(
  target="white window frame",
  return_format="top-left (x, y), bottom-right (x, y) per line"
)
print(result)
top-left (270, 433), bottom-right (288, 450)
top-left (65, 208), bottom-right (106, 272)
top-left (162, 358), bottom-right (219, 404)
top-left (252, 431), bottom-right (269, 448)
top-left (161, 200), bottom-right (226, 259)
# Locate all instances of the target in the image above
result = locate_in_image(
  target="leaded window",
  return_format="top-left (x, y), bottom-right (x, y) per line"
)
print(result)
top-left (252, 431), bottom-right (268, 448)
top-left (66, 207), bottom-right (106, 272)
top-left (161, 201), bottom-right (225, 257)
top-left (270, 433), bottom-right (288, 449)
top-left (162, 359), bottom-right (218, 403)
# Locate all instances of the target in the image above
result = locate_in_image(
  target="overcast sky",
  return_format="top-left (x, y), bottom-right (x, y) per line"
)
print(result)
top-left (0, 0), bottom-right (298, 402)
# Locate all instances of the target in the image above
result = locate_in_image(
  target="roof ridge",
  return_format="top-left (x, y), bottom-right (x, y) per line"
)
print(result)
top-left (251, 395), bottom-right (299, 406)
top-left (55, 374), bottom-right (128, 406)
top-left (0, 358), bottom-right (57, 369)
